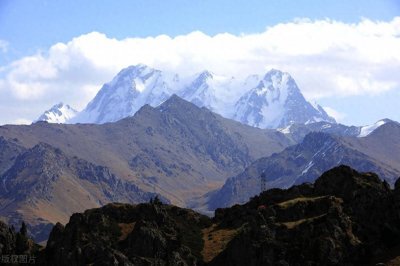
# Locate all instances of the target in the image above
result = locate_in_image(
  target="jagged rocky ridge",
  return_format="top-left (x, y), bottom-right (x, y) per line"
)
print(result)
top-left (3, 166), bottom-right (400, 265)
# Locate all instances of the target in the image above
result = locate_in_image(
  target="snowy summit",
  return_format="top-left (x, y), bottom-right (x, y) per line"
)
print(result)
top-left (233, 69), bottom-right (335, 128)
top-left (64, 64), bottom-right (335, 128)
top-left (36, 103), bottom-right (78, 124)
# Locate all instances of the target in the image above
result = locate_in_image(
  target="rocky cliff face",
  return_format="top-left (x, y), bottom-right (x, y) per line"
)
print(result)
top-left (9, 166), bottom-right (396, 265)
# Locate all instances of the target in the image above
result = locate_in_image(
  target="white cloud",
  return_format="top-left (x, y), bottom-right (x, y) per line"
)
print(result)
top-left (12, 118), bottom-right (32, 125)
top-left (323, 106), bottom-right (347, 123)
top-left (1, 17), bottom-right (400, 124)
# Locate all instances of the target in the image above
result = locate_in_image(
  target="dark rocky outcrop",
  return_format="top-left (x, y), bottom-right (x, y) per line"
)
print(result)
top-left (2, 166), bottom-right (400, 265)
top-left (40, 202), bottom-right (211, 266)
top-left (0, 220), bottom-right (40, 259)
top-left (211, 165), bottom-right (400, 265)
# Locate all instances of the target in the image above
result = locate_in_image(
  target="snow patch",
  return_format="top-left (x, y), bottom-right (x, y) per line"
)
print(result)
top-left (301, 161), bottom-right (314, 175)
top-left (278, 125), bottom-right (292, 134)
top-left (358, 120), bottom-right (387, 137)
top-left (321, 124), bottom-right (332, 129)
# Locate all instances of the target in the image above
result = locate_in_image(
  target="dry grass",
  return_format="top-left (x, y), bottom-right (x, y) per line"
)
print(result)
top-left (281, 214), bottom-right (326, 229)
top-left (118, 222), bottom-right (136, 241)
top-left (201, 224), bottom-right (238, 263)
top-left (276, 196), bottom-right (327, 209)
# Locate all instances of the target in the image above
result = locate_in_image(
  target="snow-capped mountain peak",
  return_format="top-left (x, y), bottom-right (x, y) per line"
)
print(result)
top-left (108, 64), bottom-right (160, 92)
top-left (70, 64), bottom-right (176, 124)
top-left (233, 69), bottom-right (335, 128)
top-left (262, 68), bottom-right (288, 82)
top-left (178, 70), bottom-right (217, 110)
top-left (65, 64), bottom-right (335, 128)
top-left (358, 119), bottom-right (392, 137)
top-left (198, 70), bottom-right (213, 80)
top-left (36, 103), bottom-right (78, 123)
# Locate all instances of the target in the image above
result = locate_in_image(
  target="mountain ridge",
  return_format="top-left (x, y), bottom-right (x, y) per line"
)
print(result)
top-left (205, 123), bottom-right (400, 210)
top-left (41, 64), bottom-right (335, 129)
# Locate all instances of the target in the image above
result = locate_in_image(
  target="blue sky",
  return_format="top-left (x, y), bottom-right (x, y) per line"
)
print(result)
top-left (0, 0), bottom-right (399, 126)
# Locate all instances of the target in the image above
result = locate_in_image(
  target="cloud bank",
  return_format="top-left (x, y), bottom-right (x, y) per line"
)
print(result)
top-left (1, 17), bottom-right (399, 124)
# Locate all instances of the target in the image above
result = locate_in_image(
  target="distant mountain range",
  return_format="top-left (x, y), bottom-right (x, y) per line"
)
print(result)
top-left (279, 118), bottom-right (393, 143)
top-left (38, 64), bottom-right (335, 129)
top-left (205, 120), bottom-right (400, 210)
top-left (1, 95), bottom-right (292, 241)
